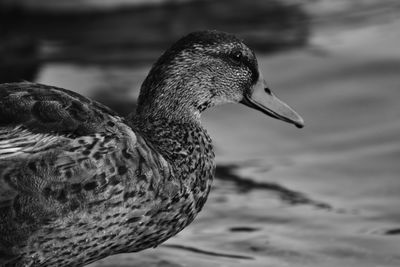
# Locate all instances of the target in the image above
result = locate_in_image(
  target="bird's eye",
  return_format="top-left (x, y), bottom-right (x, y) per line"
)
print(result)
top-left (228, 51), bottom-right (244, 65)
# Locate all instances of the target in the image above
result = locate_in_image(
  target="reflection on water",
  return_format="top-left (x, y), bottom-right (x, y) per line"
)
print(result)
top-left (2, 1), bottom-right (400, 266)
top-left (0, 0), bottom-right (308, 78)
top-left (215, 164), bottom-right (332, 209)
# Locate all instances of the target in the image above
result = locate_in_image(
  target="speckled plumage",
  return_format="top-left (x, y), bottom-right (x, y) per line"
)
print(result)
top-left (0, 30), bottom-right (303, 267)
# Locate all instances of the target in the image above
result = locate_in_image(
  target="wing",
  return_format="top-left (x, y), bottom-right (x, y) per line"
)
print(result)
top-left (0, 81), bottom-right (123, 136)
top-left (0, 82), bottom-right (139, 256)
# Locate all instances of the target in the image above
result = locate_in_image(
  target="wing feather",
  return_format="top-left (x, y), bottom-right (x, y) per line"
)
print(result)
top-left (0, 82), bottom-right (122, 136)
top-left (0, 126), bottom-right (63, 159)
top-left (0, 82), bottom-right (140, 262)
top-left (0, 82), bottom-right (134, 209)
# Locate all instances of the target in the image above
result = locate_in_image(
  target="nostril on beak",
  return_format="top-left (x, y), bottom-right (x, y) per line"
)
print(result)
top-left (264, 88), bottom-right (272, 95)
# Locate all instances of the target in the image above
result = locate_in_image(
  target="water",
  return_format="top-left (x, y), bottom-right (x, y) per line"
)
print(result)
top-left (2, 1), bottom-right (400, 266)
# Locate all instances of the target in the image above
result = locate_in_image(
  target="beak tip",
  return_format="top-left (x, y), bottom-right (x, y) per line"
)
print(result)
top-left (294, 117), bottom-right (305, 129)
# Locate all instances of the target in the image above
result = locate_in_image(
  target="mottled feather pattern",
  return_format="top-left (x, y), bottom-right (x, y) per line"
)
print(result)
top-left (0, 30), bottom-right (280, 267)
top-left (0, 82), bottom-right (215, 266)
top-left (0, 82), bottom-right (121, 136)
top-left (0, 127), bottom-right (63, 159)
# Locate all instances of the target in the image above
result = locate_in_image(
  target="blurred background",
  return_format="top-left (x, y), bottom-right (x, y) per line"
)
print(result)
top-left (1, 0), bottom-right (400, 266)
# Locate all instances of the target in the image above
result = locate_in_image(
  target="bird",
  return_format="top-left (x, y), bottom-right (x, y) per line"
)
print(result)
top-left (0, 30), bottom-right (304, 267)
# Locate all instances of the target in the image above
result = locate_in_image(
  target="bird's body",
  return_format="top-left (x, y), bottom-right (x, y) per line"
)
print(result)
top-left (0, 83), bottom-right (214, 266)
top-left (0, 31), bottom-right (303, 266)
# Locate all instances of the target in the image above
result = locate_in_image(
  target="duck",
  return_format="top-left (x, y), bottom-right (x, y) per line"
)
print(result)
top-left (0, 30), bottom-right (304, 267)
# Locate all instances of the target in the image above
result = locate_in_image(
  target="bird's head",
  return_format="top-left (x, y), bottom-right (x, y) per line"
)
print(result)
top-left (137, 30), bottom-right (304, 128)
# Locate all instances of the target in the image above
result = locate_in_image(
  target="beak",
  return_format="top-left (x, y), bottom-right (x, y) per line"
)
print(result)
top-left (241, 74), bottom-right (304, 128)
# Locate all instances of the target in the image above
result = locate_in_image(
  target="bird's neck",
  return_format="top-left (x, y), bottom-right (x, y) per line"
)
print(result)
top-left (131, 115), bottom-right (214, 170)
top-left (131, 114), bottom-right (215, 232)
top-left (135, 66), bottom-right (207, 123)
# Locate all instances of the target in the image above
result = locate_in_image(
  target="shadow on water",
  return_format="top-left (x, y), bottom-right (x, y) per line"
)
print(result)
top-left (163, 244), bottom-right (254, 260)
top-left (229, 227), bottom-right (260, 232)
top-left (382, 228), bottom-right (400, 236)
top-left (215, 164), bottom-right (332, 210)
top-left (0, 0), bottom-right (309, 82)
